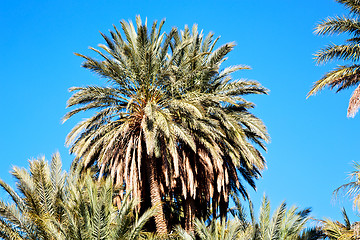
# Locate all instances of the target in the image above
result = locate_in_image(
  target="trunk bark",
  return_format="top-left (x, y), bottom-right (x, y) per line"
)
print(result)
top-left (146, 156), bottom-right (168, 235)
top-left (184, 197), bottom-right (195, 233)
top-left (219, 194), bottom-right (228, 220)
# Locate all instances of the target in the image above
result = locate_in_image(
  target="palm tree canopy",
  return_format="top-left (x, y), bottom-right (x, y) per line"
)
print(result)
top-left (308, 0), bottom-right (360, 117)
top-left (64, 16), bottom-right (269, 231)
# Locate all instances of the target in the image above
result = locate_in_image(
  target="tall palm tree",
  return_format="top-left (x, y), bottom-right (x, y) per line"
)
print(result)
top-left (0, 153), bottom-right (153, 240)
top-left (64, 17), bottom-right (184, 234)
top-left (308, 0), bottom-right (360, 117)
top-left (64, 17), bottom-right (269, 233)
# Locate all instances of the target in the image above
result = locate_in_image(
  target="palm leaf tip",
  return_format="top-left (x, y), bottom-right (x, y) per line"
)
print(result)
top-left (307, 76), bottom-right (333, 99)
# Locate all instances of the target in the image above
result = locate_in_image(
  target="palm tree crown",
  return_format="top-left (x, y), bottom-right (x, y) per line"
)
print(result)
top-left (64, 16), bottom-right (269, 233)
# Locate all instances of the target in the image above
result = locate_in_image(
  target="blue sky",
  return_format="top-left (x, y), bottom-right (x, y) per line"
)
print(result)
top-left (1, 0), bottom-right (360, 223)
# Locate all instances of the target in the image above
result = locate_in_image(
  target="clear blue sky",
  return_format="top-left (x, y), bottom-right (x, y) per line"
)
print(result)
top-left (1, 0), bottom-right (359, 223)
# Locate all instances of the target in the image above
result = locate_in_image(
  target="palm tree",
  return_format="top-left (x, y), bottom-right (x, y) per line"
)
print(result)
top-left (0, 153), bottom-right (66, 239)
top-left (64, 171), bottom-right (155, 240)
top-left (333, 162), bottom-right (360, 211)
top-left (176, 194), bottom-right (316, 240)
top-left (308, 0), bottom-right (360, 117)
top-left (0, 153), bottom-right (153, 240)
top-left (230, 194), bottom-right (315, 240)
top-left (321, 208), bottom-right (359, 240)
top-left (64, 17), bottom-right (269, 233)
top-left (321, 162), bottom-right (360, 240)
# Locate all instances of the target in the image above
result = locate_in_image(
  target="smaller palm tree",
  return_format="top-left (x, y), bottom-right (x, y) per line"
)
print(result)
top-left (333, 162), bottom-right (360, 211)
top-left (0, 153), bottom-right (66, 239)
top-left (321, 208), bottom-right (359, 240)
top-left (0, 153), bottom-right (154, 240)
top-left (174, 194), bottom-right (315, 240)
top-left (175, 217), bottom-right (248, 240)
top-left (64, 172), bottom-right (155, 240)
top-left (231, 194), bottom-right (315, 240)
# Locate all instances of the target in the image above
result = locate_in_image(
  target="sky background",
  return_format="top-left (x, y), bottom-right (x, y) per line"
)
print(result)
top-left (1, 0), bottom-right (360, 223)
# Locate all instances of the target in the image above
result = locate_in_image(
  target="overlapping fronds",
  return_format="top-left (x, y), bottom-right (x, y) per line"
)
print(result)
top-left (297, 227), bottom-right (325, 240)
top-left (320, 208), bottom-right (357, 240)
top-left (175, 217), bottom-right (248, 240)
top-left (338, 0), bottom-right (360, 15)
top-left (309, 0), bottom-right (360, 117)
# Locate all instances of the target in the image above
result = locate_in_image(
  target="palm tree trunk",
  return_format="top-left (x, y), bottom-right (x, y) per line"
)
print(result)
top-left (184, 196), bottom-right (195, 233)
top-left (146, 156), bottom-right (168, 235)
top-left (219, 194), bottom-right (228, 220)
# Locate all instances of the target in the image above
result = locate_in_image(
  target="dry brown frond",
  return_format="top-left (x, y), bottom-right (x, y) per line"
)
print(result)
top-left (348, 84), bottom-right (360, 117)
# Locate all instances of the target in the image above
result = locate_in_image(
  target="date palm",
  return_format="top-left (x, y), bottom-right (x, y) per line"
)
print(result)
top-left (248, 195), bottom-right (316, 240)
top-left (254, 196), bottom-right (313, 240)
top-left (308, 0), bottom-right (360, 117)
top-left (0, 153), bottom-right (153, 240)
top-left (64, 17), bottom-right (269, 233)
top-left (321, 208), bottom-right (358, 240)
top-left (177, 194), bottom-right (315, 240)
top-left (0, 153), bottom-right (66, 239)
top-left (333, 162), bottom-right (360, 211)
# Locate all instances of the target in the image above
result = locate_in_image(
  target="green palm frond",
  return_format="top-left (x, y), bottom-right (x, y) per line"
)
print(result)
top-left (315, 16), bottom-right (360, 36)
top-left (297, 227), bottom-right (325, 240)
top-left (309, 0), bottom-right (360, 117)
top-left (315, 44), bottom-right (360, 64)
top-left (338, 0), bottom-right (360, 15)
